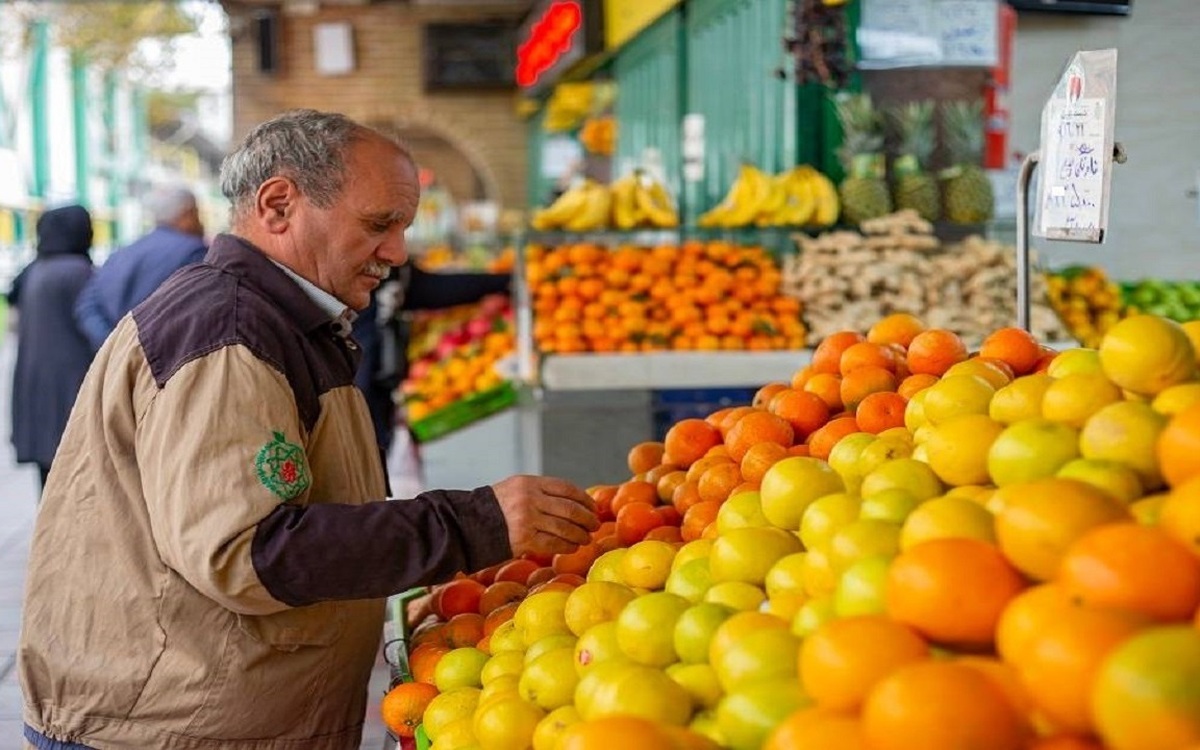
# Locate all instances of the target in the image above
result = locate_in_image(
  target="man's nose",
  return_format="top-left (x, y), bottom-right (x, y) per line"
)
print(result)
top-left (378, 228), bottom-right (408, 266)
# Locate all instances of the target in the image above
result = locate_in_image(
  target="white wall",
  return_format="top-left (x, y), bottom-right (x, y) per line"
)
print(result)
top-left (1011, 0), bottom-right (1200, 280)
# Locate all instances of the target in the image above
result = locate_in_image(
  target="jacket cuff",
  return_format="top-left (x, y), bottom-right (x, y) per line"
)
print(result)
top-left (442, 486), bottom-right (513, 572)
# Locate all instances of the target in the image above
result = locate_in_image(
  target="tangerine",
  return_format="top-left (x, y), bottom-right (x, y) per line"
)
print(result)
top-left (664, 419), bottom-right (723, 468)
top-left (906, 329), bottom-right (969, 377)
top-left (980, 327), bottom-right (1042, 376)
top-left (799, 614), bottom-right (930, 711)
top-left (380, 681), bottom-right (439, 738)
top-left (1057, 523), bottom-right (1200, 622)
top-left (886, 538), bottom-right (1026, 649)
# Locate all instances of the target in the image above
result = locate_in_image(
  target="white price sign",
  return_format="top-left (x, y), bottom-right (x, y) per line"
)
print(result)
top-left (1034, 50), bottom-right (1118, 243)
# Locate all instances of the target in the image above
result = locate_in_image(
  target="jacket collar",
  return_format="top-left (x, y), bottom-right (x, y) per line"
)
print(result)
top-left (204, 233), bottom-right (336, 335)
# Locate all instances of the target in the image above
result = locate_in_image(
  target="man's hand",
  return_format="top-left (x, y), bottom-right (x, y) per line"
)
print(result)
top-left (491, 475), bottom-right (599, 558)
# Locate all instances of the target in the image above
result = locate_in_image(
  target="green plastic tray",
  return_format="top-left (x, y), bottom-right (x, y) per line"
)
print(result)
top-left (409, 381), bottom-right (518, 444)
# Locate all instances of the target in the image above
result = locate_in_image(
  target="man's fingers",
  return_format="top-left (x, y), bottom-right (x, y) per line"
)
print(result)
top-left (536, 514), bottom-right (592, 548)
top-left (540, 495), bottom-right (600, 531)
top-left (530, 530), bottom-right (579, 556)
top-left (537, 477), bottom-right (596, 511)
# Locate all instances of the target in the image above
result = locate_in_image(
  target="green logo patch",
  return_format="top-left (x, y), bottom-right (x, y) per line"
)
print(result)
top-left (255, 431), bottom-right (311, 501)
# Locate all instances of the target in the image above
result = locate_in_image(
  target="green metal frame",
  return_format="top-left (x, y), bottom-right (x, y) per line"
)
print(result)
top-left (72, 53), bottom-right (90, 207)
top-left (30, 20), bottom-right (49, 201)
top-left (612, 8), bottom-right (683, 190)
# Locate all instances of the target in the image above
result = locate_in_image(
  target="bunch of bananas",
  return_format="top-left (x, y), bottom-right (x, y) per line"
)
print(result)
top-left (530, 173), bottom-right (679, 233)
top-left (610, 171), bottom-right (679, 230)
top-left (530, 179), bottom-right (613, 232)
top-left (697, 164), bottom-right (840, 229)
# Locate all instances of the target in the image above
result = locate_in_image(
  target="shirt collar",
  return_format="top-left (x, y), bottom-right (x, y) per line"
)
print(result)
top-left (269, 259), bottom-right (358, 336)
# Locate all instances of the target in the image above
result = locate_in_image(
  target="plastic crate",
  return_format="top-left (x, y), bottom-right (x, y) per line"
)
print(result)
top-left (409, 381), bottom-right (519, 444)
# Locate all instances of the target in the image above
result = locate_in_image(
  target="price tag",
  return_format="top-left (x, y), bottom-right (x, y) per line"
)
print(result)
top-left (1034, 51), bottom-right (1118, 243)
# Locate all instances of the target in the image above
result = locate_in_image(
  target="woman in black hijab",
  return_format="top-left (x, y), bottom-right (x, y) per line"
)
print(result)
top-left (7, 204), bottom-right (95, 491)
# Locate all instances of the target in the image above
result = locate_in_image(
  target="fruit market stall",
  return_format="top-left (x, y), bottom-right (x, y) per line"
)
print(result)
top-left (379, 309), bottom-right (1200, 750)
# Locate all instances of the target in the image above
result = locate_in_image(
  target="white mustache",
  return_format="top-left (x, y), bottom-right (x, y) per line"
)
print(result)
top-left (363, 261), bottom-right (390, 279)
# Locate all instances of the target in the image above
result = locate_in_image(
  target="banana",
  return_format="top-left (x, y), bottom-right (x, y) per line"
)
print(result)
top-left (609, 174), bottom-right (640, 230)
top-left (754, 173), bottom-right (791, 226)
top-left (531, 181), bottom-right (594, 229)
top-left (633, 174), bottom-right (680, 228)
top-left (775, 168), bottom-right (816, 226)
top-left (562, 182), bottom-right (612, 232)
top-left (698, 163), bottom-right (770, 229)
top-left (719, 164), bottom-right (772, 228)
top-left (801, 166), bottom-right (841, 227)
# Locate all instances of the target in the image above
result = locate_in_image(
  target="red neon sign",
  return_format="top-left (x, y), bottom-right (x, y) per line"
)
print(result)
top-left (516, 1), bottom-right (582, 88)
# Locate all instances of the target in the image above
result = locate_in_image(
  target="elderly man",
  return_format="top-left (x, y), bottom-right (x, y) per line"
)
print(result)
top-left (20, 110), bottom-right (597, 750)
top-left (73, 184), bottom-right (208, 351)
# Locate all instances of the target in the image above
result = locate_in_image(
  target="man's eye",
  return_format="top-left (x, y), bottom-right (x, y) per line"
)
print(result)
top-left (369, 222), bottom-right (392, 233)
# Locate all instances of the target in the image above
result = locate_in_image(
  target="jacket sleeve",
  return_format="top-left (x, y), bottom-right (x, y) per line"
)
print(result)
top-left (403, 264), bottom-right (512, 311)
top-left (136, 344), bottom-right (511, 614)
top-left (73, 273), bottom-right (114, 351)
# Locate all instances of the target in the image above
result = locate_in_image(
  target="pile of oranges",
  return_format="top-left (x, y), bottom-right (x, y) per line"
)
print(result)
top-left (525, 241), bottom-right (806, 354)
top-left (381, 311), bottom-right (1200, 750)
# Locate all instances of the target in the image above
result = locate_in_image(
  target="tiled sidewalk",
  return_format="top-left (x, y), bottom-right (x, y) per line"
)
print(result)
top-left (0, 335), bottom-right (393, 750)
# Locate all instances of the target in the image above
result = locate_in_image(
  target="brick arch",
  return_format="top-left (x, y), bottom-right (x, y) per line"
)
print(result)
top-left (362, 110), bottom-right (503, 207)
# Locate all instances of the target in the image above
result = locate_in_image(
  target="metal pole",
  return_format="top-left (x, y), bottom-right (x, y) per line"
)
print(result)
top-left (1015, 150), bottom-right (1041, 332)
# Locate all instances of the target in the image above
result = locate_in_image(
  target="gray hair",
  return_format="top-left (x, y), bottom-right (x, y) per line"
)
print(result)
top-left (146, 185), bottom-right (197, 225)
top-left (219, 109), bottom-right (379, 219)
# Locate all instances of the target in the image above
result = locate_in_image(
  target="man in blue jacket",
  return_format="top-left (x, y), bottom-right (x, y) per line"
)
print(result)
top-left (74, 185), bottom-right (207, 350)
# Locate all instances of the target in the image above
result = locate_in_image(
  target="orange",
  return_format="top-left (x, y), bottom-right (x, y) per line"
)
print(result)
top-left (897, 373), bottom-right (938, 400)
top-left (557, 716), bottom-right (685, 750)
top-left (1015, 603), bottom-right (1148, 734)
top-left (813, 330), bottom-right (867, 374)
top-left (1092, 625), bottom-right (1200, 750)
top-left (804, 372), bottom-right (844, 412)
top-left (995, 583), bottom-right (1077, 662)
top-left (886, 538), bottom-right (1026, 649)
top-left (615, 502), bottom-right (665, 546)
top-left (856, 391), bottom-right (909, 434)
top-left (1026, 737), bottom-right (1105, 750)
top-left (955, 656), bottom-right (1034, 729)
top-left (610, 480), bottom-right (658, 515)
top-left (553, 542), bottom-right (600, 578)
top-left (868, 312), bottom-right (926, 348)
top-left (764, 707), bottom-right (869, 750)
top-left (483, 602), bottom-right (519, 637)
top-left (799, 615), bottom-right (930, 711)
top-left (840, 342), bottom-right (899, 375)
top-left (715, 406), bottom-right (757, 437)
top-left (672, 479), bottom-right (704, 515)
top-left (380, 681), bottom-right (439, 738)
top-left (1158, 402), bottom-right (1200, 488)
top-left (495, 558), bottom-right (540, 586)
top-left (685, 454), bottom-right (734, 483)
top-left (862, 661), bottom-right (1025, 750)
top-left (441, 613), bottom-right (486, 649)
top-left (790, 365), bottom-right (816, 390)
top-left (840, 366), bottom-right (898, 414)
top-left (408, 643), bottom-right (450, 685)
top-left (906, 329), bottom-right (969, 377)
top-left (769, 388), bottom-right (831, 439)
top-left (479, 581), bottom-right (528, 617)
top-left (432, 578), bottom-right (486, 619)
top-left (697, 461), bottom-right (744, 504)
top-left (740, 441), bottom-right (790, 485)
top-left (994, 478), bottom-right (1130, 581)
top-left (664, 419), bottom-right (723, 468)
top-left (657, 470), bottom-right (688, 504)
top-left (1161, 478), bottom-right (1200, 557)
top-left (753, 382), bottom-right (790, 409)
top-left (680, 500), bottom-right (720, 543)
top-left (1057, 523), bottom-right (1200, 622)
top-left (805, 416), bottom-right (861, 461)
top-left (980, 327), bottom-right (1043, 376)
top-left (627, 441), bottom-right (666, 475)
top-left (724, 410), bottom-right (795, 462)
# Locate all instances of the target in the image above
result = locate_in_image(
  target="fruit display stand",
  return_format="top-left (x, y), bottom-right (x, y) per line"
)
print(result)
top-left (378, 310), bottom-right (1200, 750)
top-left (507, 230), bottom-right (813, 489)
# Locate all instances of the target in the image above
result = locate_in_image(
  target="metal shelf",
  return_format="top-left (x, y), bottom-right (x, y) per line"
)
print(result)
top-left (537, 349), bottom-right (813, 391)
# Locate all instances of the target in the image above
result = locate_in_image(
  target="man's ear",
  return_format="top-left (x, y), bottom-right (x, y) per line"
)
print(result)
top-left (255, 177), bottom-right (296, 234)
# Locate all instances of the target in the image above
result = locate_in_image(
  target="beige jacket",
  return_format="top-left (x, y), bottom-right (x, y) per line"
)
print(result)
top-left (20, 236), bottom-right (510, 749)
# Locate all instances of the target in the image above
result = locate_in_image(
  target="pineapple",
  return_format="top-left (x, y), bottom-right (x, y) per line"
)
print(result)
top-left (835, 93), bottom-right (892, 226)
top-left (941, 100), bottom-right (995, 224)
top-left (888, 100), bottom-right (940, 222)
